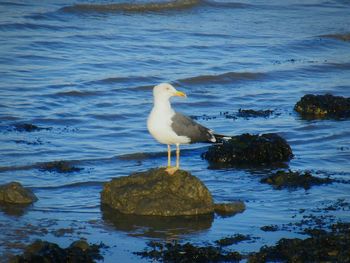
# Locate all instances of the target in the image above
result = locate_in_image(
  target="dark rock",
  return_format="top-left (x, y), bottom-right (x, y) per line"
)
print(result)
top-left (260, 225), bottom-right (279, 232)
top-left (101, 204), bottom-right (214, 238)
top-left (202, 133), bottom-right (293, 167)
top-left (40, 160), bottom-right (83, 173)
top-left (10, 239), bottom-right (104, 263)
top-left (214, 201), bottom-right (245, 216)
top-left (237, 108), bottom-right (274, 118)
top-left (248, 222), bottom-right (350, 263)
top-left (135, 241), bottom-right (243, 263)
top-left (215, 234), bottom-right (251, 247)
top-left (294, 94), bottom-right (350, 118)
top-left (0, 182), bottom-right (37, 204)
top-left (101, 168), bottom-right (214, 216)
top-left (261, 170), bottom-right (332, 190)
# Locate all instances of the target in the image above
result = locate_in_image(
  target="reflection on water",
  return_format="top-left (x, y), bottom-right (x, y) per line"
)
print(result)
top-left (0, 203), bottom-right (31, 217)
top-left (101, 205), bottom-right (213, 239)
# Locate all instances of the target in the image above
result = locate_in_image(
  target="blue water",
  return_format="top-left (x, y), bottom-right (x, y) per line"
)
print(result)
top-left (1, 0), bottom-right (350, 261)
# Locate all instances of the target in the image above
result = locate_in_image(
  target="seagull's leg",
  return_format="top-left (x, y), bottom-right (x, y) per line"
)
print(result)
top-left (165, 144), bottom-right (177, 175)
top-left (176, 143), bottom-right (180, 169)
top-left (167, 144), bottom-right (171, 167)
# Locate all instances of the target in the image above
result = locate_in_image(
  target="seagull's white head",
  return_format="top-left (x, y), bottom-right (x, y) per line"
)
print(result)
top-left (153, 83), bottom-right (186, 101)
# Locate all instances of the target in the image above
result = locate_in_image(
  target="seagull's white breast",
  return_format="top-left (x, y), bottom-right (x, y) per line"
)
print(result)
top-left (147, 107), bottom-right (190, 145)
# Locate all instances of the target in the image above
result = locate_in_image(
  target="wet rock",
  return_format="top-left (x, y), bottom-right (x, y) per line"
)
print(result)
top-left (101, 168), bottom-right (214, 216)
top-left (237, 108), bottom-right (274, 118)
top-left (215, 234), bottom-right (251, 247)
top-left (0, 182), bottom-right (37, 204)
top-left (261, 170), bottom-right (332, 190)
top-left (294, 94), bottom-right (350, 118)
top-left (248, 222), bottom-right (350, 263)
top-left (10, 239), bottom-right (104, 263)
top-left (40, 160), bottom-right (83, 173)
top-left (135, 241), bottom-right (243, 263)
top-left (202, 133), bottom-right (293, 167)
top-left (214, 201), bottom-right (245, 216)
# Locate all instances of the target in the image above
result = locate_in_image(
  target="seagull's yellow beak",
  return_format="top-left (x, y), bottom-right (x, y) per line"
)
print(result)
top-left (174, 91), bottom-right (187, 97)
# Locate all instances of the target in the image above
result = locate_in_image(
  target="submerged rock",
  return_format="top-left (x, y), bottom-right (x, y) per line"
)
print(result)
top-left (12, 123), bottom-right (51, 132)
top-left (248, 222), bottom-right (350, 263)
top-left (214, 201), bottom-right (245, 216)
top-left (202, 133), bottom-right (293, 167)
top-left (237, 108), bottom-right (274, 118)
top-left (0, 182), bottom-right (37, 204)
top-left (101, 168), bottom-right (214, 216)
top-left (261, 170), bottom-right (332, 190)
top-left (320, 33), bottom-right (350, 42)
top-left (40, 160), bottom-right (83, 173)
top-left (10, 239), bottom-right (104, 263)
top-left (294, 94), bottom-right (350, 118)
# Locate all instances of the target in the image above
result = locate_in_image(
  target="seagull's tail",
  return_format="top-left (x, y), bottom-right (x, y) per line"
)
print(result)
top-left (213, 133), bottom-right (233, 143)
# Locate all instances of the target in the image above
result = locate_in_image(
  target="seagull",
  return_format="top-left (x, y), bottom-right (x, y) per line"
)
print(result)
top-left (147, 83), bottom-right (221, 174)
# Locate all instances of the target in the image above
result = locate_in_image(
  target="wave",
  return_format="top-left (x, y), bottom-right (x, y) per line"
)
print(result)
top-left (61, 0), bottom-right (201, 13)
top-left (176, 71), bottom-right (266, 85)
top-left (0, 22), bottom-right (78, 31)
top-left (53, 90), bottom-right (101, 97)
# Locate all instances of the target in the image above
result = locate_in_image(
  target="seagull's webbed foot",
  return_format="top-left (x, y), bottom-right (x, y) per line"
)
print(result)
top-left (165, 166), bottom-right (178, 175)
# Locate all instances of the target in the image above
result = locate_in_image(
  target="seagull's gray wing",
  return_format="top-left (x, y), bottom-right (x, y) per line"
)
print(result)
top-left (171, 112), bottom-right (216, 143)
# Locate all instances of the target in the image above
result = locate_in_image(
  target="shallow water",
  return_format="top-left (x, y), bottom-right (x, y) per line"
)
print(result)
top-left (0, 0), bottom-right (350, 261)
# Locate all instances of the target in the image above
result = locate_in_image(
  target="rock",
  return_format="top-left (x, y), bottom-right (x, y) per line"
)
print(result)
top-left (248, 222), bottom-right (350, 263)
top-left (214, 201), bottom-right (245, 216)
top-left (260, 170), bottom-right (332, 190)
top-left (101, 168), bottom-right (214, 216)
top-left (202, 133), bottom-right (293, 167)
top-left (40, 160), bottom-right (83, 173)
top-left (294, 94), bottom-right (350, 118)
top-left (0, 182), bottom-right (37, 204)
top-left (10, 239), bottom-right (104, 263)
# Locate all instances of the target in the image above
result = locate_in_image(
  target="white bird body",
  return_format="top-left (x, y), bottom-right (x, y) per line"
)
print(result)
top-left (147, 95), bottom-right (190, 145)
top-left (147, 83), bottom-right (217, 173)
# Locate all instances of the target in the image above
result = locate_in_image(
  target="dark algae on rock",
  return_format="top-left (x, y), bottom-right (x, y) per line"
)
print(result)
top-left (0, 182), bottom-right (37, 204)
top-left (215, 234), bottom-right (252, 247)
top-left (10, 239), bottom-right (105, 263)
top-left (261, 170), bottom-right (332, 190)
top-left (294, 94), bottom-right (350, 118)
top-left (248, 222), bottom-right (350, 263)
top-left (135, 241), bottom-right (243, 263)
top-left (101, 168), bottom-right (214, 216)
top-left (202, 133), bottom-right (293, 167)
